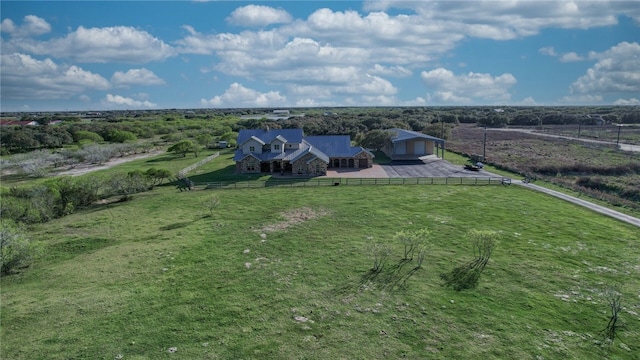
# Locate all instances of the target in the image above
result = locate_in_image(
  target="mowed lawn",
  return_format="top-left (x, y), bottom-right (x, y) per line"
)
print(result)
top-left (1, 184), bottom-right (639, 359)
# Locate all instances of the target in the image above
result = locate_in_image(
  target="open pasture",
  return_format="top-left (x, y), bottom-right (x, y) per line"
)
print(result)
top-left (1, 183), bottom-right (638, 359)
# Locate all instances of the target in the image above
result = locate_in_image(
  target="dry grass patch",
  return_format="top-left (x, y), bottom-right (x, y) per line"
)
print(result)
top-left (259, 207), bottom-right (330, 233)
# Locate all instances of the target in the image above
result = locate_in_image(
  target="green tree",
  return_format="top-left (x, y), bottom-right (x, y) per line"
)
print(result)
top-left (108, 130), bottom-right (137, 143)
top-left (145, 168), bottom-right (172, 185)
top-left (196, 134), bottom-right (214, 149)
top-left (168, 140), bottom-right (195, 157)
top-left (73, 130), bottom-right (104, 143)
top-left (358, 129), bottom-right (392, 151)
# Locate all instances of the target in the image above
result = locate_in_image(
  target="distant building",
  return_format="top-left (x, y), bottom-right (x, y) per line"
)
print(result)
top-left (381, 128), bottom-right (446, 161)
top-left (0, 120), bottom-right (39, 126)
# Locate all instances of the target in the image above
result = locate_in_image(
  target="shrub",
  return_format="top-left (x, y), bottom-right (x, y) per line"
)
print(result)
top-left (441, 230), bottom-right (498, 291)
top-left (394, 229), bottom-right (430, 260)
top-left (0, 221), bottom-right (41, 275)
top-left (368, 242), bottom-right (392, 272)
top-left (202, 195), bottom-right (221, 216)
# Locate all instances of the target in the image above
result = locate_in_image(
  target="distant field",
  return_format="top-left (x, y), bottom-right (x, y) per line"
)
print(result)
top-left (2, 183), bottom-right (638, 359)
top-left (448, 124), bottom-right (640, 212)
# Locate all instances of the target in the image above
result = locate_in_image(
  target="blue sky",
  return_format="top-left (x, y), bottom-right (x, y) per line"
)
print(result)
top-left (1, 1), bottom-right (639, 111)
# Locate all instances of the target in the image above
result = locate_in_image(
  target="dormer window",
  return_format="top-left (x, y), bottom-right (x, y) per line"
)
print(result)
top-left (249, 146), bottom-right (255, 152)
top-left (274, 144), bottom-right (280, 150)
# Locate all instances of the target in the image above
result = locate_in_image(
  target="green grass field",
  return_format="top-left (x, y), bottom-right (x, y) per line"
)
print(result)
top-left (2, 175), bottom-right (639, 359)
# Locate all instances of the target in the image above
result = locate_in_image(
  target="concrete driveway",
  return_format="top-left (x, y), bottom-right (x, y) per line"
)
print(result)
top-left (382, 158), bottom-right (500, 178)
top-left (324, 156), bottom-right (502, 178)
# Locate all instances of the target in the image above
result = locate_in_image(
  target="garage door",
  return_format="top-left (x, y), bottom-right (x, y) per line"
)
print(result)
top-left (413, 141), bottom-right (425, 155)
top-left (359, 158), bottom-right (368, 168)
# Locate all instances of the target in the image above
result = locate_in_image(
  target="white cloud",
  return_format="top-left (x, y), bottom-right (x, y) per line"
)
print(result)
top-left (5, 25), bottom-right (175, 63)
top-left (104, 94), bottom-right (157, 108)
top-left (1, 15), bottom-right (51, 37)
top-left (539, 47), bottom-right (557, 56)
top-left (570, 42), bottom-right (640, 94)
top-left (111, 68), bottom-right (165, 86)
top-left (365, 1), bottom-right (633, 39)
top-left (517, 96), bottom-right (537, 106)
top-left (540, 47), bottom-right (585, 62)
top-left (421, 68), bottom-right (516, 103)
top-left (613, 98), bottom-right (640, 106)
top-left (401, 97), bottom-right (428, 106)
top-left (201, 83), bottom-right (287, 107)
top-left (560, 94), bottom-right (604, 104)
top-left (0, 53), bottom-right (110, 99)
top-left (370, 64), bottom-right (412, 77)
top-left (559, 52), bottom-right (584, 62)
top-left (227, 5), bottom-right (292, 27)
top-left (360, 95), bottom-right (398, 106)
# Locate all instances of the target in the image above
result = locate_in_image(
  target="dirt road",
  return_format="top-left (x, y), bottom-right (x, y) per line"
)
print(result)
top-left (55, 150), bottom-right (164, 177)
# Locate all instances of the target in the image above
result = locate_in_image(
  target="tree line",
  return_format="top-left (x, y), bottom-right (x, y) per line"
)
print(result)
top-left (3, 106), bottom-right (637, 154)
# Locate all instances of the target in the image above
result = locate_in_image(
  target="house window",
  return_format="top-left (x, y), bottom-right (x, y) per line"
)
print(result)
top-left (315, 164), bottom-right (320, 173)
top-left (274, 144), bottom-right (280, 150)
top-left (249, 146), bottom-right (255, 152)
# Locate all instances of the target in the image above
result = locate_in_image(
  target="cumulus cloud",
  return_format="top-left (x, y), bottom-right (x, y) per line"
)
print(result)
top-left (370, 64), bottom-right (412, 77)
top-left (539, 46), bottom-right (558, 56)
top-left (1, 15), bottom-right (51, 37)
top-left (104, 94), bottom-right (157, 108)
top-left (560, 94), bottom-right (603, 104)
top-left (111, 68), bottom-right (165, 86)
top-left (4, 25), bottom-right (175, 63)
top-left (570, 42), bottom-right (640, 94)
top-left (540, 47), bottom-right (585, 62)
top-left (518, 96), bottom-right (538, 106)
top-left (227, 5), bottom-right (292, 27)
top-left (421, 68), bottom-right (516, 103)
top-left (201, 83), bottom-right (287, 107)
top-left (365, 1), bottom-right (633, 39)
top-left (175, 2), bottom-right (638, 107)
top-left (559, 52), bottom-right (584, 62)
top-left (0, 53), bottom-right (110, 99)
top-left (613, 98), bottom-right (640, 106)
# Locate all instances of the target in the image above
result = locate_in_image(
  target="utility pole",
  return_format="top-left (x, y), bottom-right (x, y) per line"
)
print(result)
top-left (578, 121), bottom-right (582, 138)
top-left (482, 126), bottom-right (487, 162)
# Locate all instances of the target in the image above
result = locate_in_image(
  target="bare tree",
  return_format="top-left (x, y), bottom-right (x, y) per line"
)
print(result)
top-left (602, 287), bottom-right (623, 342)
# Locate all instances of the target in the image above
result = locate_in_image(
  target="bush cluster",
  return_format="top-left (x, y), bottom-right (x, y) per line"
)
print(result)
top-left (534, 162), bottom-right (640, 177)
top-left (0, 168), bottom-right (171, 225)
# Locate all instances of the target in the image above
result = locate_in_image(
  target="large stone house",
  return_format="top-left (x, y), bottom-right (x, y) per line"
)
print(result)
top-left (234, 129), bottom-right (374, 175)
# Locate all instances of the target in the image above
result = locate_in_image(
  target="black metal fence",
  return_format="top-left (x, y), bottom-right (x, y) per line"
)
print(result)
top-left (201, 176), bottom-right (511, 190)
